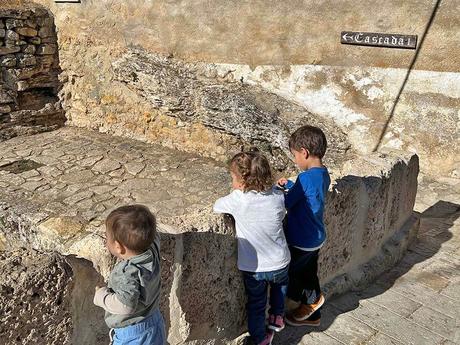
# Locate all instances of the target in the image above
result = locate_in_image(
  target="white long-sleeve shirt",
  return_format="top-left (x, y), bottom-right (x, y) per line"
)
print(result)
top-left (213, 188), bottom-right (290, 272)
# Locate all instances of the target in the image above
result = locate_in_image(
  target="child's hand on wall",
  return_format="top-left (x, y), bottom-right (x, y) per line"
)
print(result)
top-left (277, 177), bottom-right (288, 187)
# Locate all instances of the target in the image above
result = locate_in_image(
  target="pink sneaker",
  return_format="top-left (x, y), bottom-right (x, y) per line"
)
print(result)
top-left (268, 314), bottom-right (285, 332)
top-left (258, 331), bottom-right (274, 345)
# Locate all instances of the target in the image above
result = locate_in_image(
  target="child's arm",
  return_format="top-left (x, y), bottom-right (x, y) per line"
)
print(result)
top-left (94, 266), bottom-right (141, 315)
top-left (94, 286), bottom-right (137, 315)
top-left (213, 192), bottom-right (237, 215)
top-left (284, 178), bottom-right (307, 209)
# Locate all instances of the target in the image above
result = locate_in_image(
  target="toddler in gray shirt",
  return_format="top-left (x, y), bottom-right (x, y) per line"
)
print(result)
top-left (93, 205), bottom-right (165, 345)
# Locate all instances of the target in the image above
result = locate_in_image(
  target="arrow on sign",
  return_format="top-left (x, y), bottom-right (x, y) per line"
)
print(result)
top-left (342, 32), bottom-right (353, 42)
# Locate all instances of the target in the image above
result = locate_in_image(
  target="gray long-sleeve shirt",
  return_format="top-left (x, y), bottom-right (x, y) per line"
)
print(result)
top-left (94, 236), bottom-right (161, 328)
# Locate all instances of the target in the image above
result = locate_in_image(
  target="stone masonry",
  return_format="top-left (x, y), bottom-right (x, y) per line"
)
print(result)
top-left (0, 3), bottom-right (64, 141)
top-left (0, 127), bottom-right (419, 344)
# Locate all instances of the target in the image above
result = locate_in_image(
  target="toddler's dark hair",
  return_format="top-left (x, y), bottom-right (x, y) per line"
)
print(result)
top-left (230, 148), bottom-right (273, 192)
top-left (288, 125), bottom-right (327, 158)
top-left (106, 204), bottom-right (156, 253)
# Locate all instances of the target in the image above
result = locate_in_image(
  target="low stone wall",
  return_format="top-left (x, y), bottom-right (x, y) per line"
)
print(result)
top-left (0, 128), bottom-right (419, 344)
top-left (0, 4), bottom-right (64, 141)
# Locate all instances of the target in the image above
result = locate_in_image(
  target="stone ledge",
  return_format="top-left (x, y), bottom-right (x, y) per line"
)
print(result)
top-left (323, 213), bottom-right (420, 298)
top-left (0, 127), bottom-right (420, 344)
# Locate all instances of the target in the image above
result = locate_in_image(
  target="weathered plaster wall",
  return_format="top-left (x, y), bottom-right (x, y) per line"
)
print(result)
top-left (215, 64), bottom-right (459, 177)
top-left (0, 4), bottom-right (65, 140)
top-left (22, 0), bottom-right (460, 177)
top-left (28, 0), bottom-right (459, 71)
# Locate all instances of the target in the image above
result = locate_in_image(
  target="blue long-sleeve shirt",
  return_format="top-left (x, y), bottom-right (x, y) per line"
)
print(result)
top-left (284, 167), bottom-right (331, 250)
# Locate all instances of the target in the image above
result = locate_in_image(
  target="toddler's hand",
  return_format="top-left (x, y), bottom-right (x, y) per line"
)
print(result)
top-left (277, 177), bottom-right (288, 186)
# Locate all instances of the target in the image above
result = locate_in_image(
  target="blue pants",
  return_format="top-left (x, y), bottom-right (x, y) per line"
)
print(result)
top-left (112, 309), bottom-right (166, 345)
top-left (242, 266), bottom-right (289, 344)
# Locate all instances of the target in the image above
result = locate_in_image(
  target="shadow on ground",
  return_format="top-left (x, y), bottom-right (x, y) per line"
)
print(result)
top-left (273, 200), bottom-right (460, 344)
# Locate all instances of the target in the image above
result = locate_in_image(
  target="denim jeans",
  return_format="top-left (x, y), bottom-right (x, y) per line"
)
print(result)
top-left (112, 308), bottom-right (166, 345)
top-left (242, 266), bottom-right (289, 344)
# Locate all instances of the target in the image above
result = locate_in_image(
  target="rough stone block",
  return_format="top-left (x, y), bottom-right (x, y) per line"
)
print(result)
top-left (0, 90), bottom-right (14, 104)
top-left (25, 19), bottom-right (37, 29)
top-left (36, 44), bottom-right (57, 55)
top-left (4, 39), bottom-right (18, 48)
top-left (0, 105), bottom-right (11, 113)
top-left (21, 44), bottom-right (36, 55)
top-left (0, 29), bottom-right (5, 38)
top-left (40, 36), bottom-right (57, 44)
top-left (5, 19), bottom-right (23, 30)
top-left (5, 29), bottom-right (19, 41)
top-left (38, 26), bottom-right (54, 38)
top-left (0, 55), bottom-right (16, 68)
top-left (177, 230), bottom-right (246, 341)
top-left (0, 21), bottom-right (4, 29)
top-left (28, 36), bottom-right (41, 45)
top-left (15, 27), bottom-right (38, 37)
top-left (0, 46), bottom-right (20, 55)
top-left (0, 249), bottom-right (77, 345)
top-left (16, 80), bottom-right (28, 91)
top-left (17, 54), bottom-right (36, 68)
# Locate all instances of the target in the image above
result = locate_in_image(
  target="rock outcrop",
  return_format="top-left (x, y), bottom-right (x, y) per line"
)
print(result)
top-left (112, 49), bottom-right (350, 172)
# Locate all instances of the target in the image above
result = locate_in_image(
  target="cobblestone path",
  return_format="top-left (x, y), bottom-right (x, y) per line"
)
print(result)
top-left (0, 127), bottom-right (229, 234)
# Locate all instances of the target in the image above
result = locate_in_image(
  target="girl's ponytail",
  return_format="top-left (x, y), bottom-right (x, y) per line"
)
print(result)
top-left (230, 149), bottom-right (273, 192)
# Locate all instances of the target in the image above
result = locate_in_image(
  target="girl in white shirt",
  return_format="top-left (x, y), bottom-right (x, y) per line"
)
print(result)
top-left (214, 149), bottom-right (290, 345)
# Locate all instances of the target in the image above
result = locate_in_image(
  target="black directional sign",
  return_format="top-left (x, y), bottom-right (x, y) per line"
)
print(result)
top-left (341, 31), bottom-right (417, 49)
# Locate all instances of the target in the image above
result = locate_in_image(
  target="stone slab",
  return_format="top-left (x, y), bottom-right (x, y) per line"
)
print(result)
top-left (407, 306), bottom-right (459, 342)
top-left (362, 332), bottom-right (404, 345)
top-left (358, 285), bottom-right (423, 318)
top-left (380, 280), bottom-right (460, 319)
top-left (322, 305), bottom-right (377, 344)
top-left (348, 300), bottom-right (445, 345)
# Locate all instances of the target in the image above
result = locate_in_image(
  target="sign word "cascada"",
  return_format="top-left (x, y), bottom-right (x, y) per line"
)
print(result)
top-left (341, 31), bottom-right (417, 49)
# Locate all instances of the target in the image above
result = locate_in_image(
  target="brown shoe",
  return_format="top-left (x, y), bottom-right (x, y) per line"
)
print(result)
top-left (291, 294), bottom-right (325, 321)
top-left (285, 313), bottom-right (321, 327)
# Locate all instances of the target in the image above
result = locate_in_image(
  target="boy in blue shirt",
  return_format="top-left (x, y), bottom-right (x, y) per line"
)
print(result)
top-left (278, 125), bottom-right (331, 327)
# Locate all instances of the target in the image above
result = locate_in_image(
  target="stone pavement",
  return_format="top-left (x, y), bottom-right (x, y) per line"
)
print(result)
top-left (273, 175), bottom-right (460, 345)
top-left (0, 126), bottom-right (229, 231)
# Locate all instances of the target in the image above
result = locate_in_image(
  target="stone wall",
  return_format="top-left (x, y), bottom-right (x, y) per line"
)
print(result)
top-left (25, 0), bottom-right (460, 177)
top-left (0, 127), bottom-right (420, 344)
top-left (0, 4), bottom-right (64, 141)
